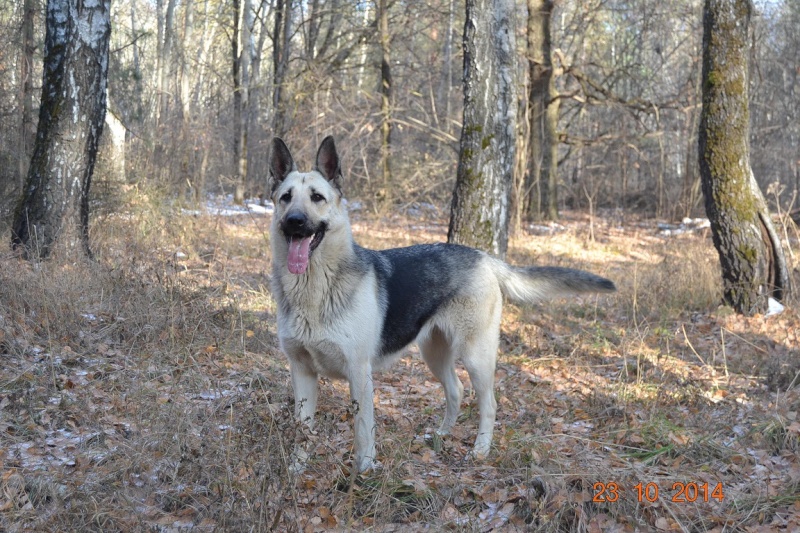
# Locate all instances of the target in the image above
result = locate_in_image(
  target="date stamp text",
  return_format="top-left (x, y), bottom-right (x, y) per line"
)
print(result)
top-left (592, 481), bottom-right (725, 503)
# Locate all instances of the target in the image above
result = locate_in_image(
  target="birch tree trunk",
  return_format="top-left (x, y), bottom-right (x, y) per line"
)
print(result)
top-left (699, 0), bottom-right (789, 314)
top-left (448, 0), bottom-right (517, 258)
top-left (12, 0), bottom-right (111, 261)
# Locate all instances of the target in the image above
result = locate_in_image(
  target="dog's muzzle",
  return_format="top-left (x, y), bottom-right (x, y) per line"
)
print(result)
top-left (280, 212), bottom-right (326, 275)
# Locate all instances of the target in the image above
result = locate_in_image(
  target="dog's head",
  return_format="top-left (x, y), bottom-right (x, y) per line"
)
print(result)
top-left (269, 136), bottom-right (345, 275)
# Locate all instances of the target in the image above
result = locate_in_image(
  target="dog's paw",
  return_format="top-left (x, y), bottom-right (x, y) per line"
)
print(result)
top-left (468, 444), bottom-right (491, 461)
top-left (355, 457), bottom-right (383, 473)
top-left (469, 432), bottom-right (493, 460)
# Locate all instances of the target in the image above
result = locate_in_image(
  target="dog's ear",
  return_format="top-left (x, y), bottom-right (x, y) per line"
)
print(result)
top-left (314, 136), bottom-right (342, 191)
top-left (269, 138), bottom-right (296, 191)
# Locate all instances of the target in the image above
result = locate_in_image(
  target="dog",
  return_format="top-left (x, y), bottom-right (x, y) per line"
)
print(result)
top-left (269, 136), bottom-right (616, 472)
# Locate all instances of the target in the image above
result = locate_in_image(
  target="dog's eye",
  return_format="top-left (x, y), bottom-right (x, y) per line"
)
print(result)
top-left (280, 191), bottom-right (292, 203)
top-left (310, 193), bottom-right (325, 203)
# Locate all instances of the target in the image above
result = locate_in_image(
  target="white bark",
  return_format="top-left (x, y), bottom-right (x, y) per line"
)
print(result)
top-left (12, 0), bottom-right (111, 259)
top-left (448, 0), bottom-right (517, 258)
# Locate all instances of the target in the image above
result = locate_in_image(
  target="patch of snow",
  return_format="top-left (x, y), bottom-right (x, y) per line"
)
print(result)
top-left (246, 202), bottom-right (273, 215)
top-left (658, 218), bottom-right (710, 237)
top-left (406, 202), bottom-right (439, 218)
top-left (345, 199), bottom-right (362, 212)
top-left (191, 389), bottom-right (241, 401)
top-left (766, 297), bottom-right (785, 317)
top-left (528, 223), bottom-right (566, 235)
top-left (181, 195), bottom-right (274, 217)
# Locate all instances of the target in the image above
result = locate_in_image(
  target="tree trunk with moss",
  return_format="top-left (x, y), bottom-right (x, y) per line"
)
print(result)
top-left (11, 0), bottom-right (111, 261)
top-left (698, 0), bottom-right (789, 314)
top-left (448, 0), bottom-right (517, 258)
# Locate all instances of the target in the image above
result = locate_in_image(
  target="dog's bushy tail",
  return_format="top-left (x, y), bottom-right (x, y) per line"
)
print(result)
top-left (491, 260), bottom-right (616, 305)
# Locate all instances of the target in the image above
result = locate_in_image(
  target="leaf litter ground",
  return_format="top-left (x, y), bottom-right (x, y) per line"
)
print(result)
top-left (0, 205), bottom-right (798, 532)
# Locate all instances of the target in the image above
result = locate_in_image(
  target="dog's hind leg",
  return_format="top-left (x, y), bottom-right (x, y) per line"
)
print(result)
top-left (460, 292), bottom-right (502, 460)
top-left (420, 327), bottom-right (463, 436)
top-left (460, 334), bottom-right (499, 459)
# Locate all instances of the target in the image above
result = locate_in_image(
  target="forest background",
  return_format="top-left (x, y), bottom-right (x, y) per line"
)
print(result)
top-left (1, 0), bottom-right (798, 223)
top-left (0, 0), bottom-right (799, 531)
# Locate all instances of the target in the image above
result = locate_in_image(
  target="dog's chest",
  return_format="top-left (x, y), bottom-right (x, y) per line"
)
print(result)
top-left (277, 270), bottom-right (383, 364)
top-left (280, 279), bottom-right (353, 335)
top-left (279, 313), bottom-right (366, 380)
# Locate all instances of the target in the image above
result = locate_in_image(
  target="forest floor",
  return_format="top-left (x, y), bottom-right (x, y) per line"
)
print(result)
top-left (1, 196), bottom-right (799, 532)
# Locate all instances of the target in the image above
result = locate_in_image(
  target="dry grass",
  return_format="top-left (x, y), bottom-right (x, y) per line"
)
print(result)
top-left (1, 199), bottom-right (799, 532)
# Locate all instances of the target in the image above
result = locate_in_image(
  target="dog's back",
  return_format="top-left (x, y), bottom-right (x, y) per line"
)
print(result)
top-left (362, 243), bottom-right (615, 357)
top-left (359, 243), bottom-right (483, 355)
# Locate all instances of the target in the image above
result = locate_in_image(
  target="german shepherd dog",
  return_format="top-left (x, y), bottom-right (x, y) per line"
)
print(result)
top-left (269, 137), bottom-right (615, 471)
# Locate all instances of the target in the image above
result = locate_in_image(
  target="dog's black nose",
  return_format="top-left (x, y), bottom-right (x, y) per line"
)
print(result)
top-left (284, 212), bottom-right (307, 229)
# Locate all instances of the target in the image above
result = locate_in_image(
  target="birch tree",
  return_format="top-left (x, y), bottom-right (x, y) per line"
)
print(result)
top-left (12, 0), bottom-right (111, 260)
top-left (698, 0), bottom-right (789, 314)
top-left (448, 0), bottom-right (517, 258)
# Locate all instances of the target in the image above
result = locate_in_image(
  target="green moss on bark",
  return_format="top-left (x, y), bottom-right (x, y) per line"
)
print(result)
top-left (698, 0), bottom-right (782, 315)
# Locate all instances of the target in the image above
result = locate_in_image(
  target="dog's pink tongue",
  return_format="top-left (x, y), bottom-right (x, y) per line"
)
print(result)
top-left (287, 236), bottom-right (313, 274)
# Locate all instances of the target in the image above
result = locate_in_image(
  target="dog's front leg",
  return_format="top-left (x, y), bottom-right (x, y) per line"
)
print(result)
top-left (288, 358), bottom-right (318, 471)
top-left (348, 365), bottom-right (377, 471)
top-left (291, 360), bottom-right (319, 426)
